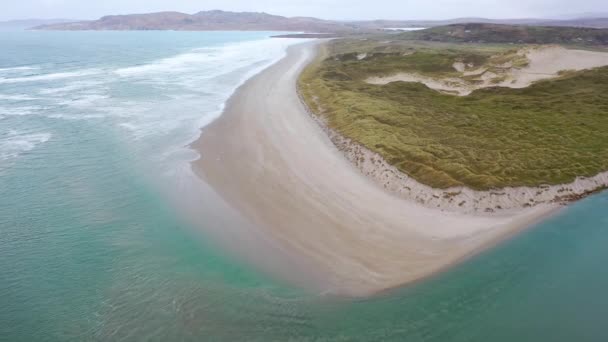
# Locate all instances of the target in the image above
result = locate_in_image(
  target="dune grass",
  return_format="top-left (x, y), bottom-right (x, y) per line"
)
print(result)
top-left (299, 41), bottom-right (608, 190)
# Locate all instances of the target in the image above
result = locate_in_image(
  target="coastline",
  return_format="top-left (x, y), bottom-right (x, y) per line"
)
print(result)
top-left (191, 41), bottom-right (563, 296)
top-left (298, 44), bottom-right (608, 215)
top-left (300, 103), bottom-right (608, 214)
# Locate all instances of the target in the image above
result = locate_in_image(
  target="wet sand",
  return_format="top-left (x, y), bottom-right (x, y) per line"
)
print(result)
top-left (191, 41), bottom-right (559, 296)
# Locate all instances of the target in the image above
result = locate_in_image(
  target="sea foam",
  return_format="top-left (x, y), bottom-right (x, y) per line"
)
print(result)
top-left (112, 37), bottom-right (306, 146)
top-left (0, 94), bottom-right (38, 101)
top-left (0, 105), bottom-right (43, 116)
top-left (1, 35), bottom-right (307, 173)
top-left (0, 66), bottom-right (38, 73)
top-left (0, 130), bottom-right (52, 162)
top-left (0, 69), bottom-right (100, 84)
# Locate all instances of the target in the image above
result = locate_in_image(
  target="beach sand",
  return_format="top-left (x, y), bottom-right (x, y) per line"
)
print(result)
top-left (192, 41), bottom-right (560, 296)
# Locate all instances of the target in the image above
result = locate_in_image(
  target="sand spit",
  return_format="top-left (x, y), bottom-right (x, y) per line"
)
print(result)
top-left (366, 46), bottom-right (608, 95)
top-left (192, 42), bottom-right (561, 297)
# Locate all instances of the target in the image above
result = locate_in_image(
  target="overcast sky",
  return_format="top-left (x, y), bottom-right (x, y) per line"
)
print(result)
top-left (2, 0), bottom-right (608, 21)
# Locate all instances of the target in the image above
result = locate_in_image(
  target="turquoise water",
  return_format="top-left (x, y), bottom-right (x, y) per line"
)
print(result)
top-left (1, 30), bottom-right (607, 341)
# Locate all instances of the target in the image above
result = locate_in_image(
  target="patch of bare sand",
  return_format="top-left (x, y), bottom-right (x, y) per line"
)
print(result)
top-left (367, 72), bottom-right (471, 95)
top-left (507, 46), bottom-right (608, 87)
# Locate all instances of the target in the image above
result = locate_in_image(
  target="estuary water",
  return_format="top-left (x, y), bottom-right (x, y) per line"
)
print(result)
top-left (1, 30), bottom-right (607, 341)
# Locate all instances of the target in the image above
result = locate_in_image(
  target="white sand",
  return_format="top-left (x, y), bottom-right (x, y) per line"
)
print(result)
top-left (193, 42), bottom-right (561, 297)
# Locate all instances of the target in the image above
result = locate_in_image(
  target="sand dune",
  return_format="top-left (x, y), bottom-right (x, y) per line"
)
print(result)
top-left (192, 42), bottom-right (559, 296)
top-left (366, 46), bottom-right (608, 96)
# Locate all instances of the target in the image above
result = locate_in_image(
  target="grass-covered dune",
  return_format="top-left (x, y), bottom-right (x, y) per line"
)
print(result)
top-left (299, 41), bottom-right (608, 190)
top-left (398, 23), bottom-right (608, 46)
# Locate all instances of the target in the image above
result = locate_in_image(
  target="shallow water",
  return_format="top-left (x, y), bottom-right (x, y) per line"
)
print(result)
top-left (1, 30), bottom-right (607, 341)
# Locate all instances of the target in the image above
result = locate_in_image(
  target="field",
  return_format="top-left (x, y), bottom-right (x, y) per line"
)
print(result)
top-left (298, 40), bottom-right (608, 190)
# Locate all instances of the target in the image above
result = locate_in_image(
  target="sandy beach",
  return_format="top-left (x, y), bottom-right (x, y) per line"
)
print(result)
top-left (192, 41), bottom-right (561, 296)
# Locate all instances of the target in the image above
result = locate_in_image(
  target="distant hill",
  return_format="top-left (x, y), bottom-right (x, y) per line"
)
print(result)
top-left (397, 23), bottom-right (608, 45)
top-left (0, 19), bottom-right (75, 29)
top-left (353, 17), bottom-right (608, 30)
top-left (32, 10), bottom-right (608, 32)
top-left (555, 12), bottom-right (608, 20)
top-left (533, 18), bottom-right (608, 29)
top-left (34, 10), bottom-right (359, 32)
top-left (350, 17), bottom-right (552, 29)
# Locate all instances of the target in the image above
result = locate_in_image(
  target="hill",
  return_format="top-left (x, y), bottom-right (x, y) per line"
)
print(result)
top-left (398, 23), bottom-right (608, 45)
top-left (535, 18), bottom-right (608, 29)
top-left (34, 10), bottom-right (358, 32)
top-left (33, 10), bottom-right (608, 32)
top-left (354, 17), bottom-right (608, 30)
top-left (0, 19), bottom-right (75, 30)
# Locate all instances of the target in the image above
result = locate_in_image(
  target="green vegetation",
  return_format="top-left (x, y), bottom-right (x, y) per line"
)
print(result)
top-left (398, 23), bottom-right (608, 46)
top-left (324, 38), bottom-right (514, 58)
top-left (299, 41), bottom-right (608, 190)
top-left (324, 50), bottom-right (488, 78)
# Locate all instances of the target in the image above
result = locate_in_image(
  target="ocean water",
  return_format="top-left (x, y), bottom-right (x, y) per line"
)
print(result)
top-left (1, 30), bottom-right (608, 341)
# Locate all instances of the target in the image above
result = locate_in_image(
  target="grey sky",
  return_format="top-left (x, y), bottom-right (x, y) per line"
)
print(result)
top-left (2, 0), bottom-right (608, 21)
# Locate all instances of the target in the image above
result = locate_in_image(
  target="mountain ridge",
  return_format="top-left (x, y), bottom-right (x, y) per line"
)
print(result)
top-left (0, 18), bottom-right (75, 29)
top-left (34, 10), bottom-right (357, 32)
top-left (397, 23), bottom-right (608, 45)
top-left (33, 10), bottom-right (608, 32)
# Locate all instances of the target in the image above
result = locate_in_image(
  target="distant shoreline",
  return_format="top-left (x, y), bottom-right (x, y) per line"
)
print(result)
top-left (191, 41), bottom-right (563, 296)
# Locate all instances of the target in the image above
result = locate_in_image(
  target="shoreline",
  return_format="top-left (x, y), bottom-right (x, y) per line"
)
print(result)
top-left (299, 99), bottom-right (608, 214)
top-left (298, 44), bottom-right (608, 215)
top-left (191, 41), bottom-right (565, 296)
